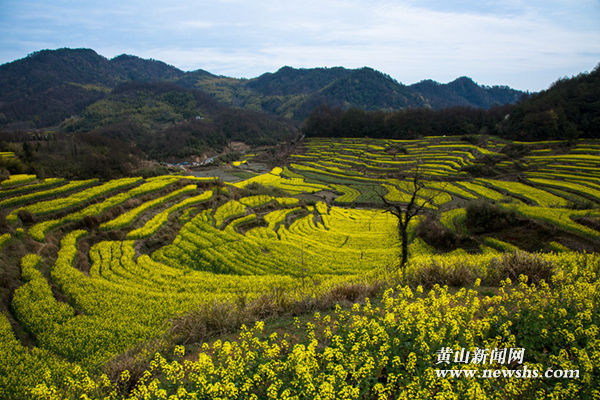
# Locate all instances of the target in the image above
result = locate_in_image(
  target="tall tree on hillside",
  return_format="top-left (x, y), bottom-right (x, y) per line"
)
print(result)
top-left (379, 162), bottom-right (442, 270)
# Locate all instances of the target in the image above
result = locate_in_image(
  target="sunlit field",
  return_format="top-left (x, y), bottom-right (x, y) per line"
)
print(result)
top-left (1, 136), bottom-right (599, 399)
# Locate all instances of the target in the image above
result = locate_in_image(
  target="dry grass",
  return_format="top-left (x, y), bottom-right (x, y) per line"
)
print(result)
top-left (405, 250), bottom-right (556, 288)
top-left (406, 260), bottom-right (479, 288)
top-left (487, 250), bottom-right (555, 285)
top-left (169, 281), bottom-right (383, 346)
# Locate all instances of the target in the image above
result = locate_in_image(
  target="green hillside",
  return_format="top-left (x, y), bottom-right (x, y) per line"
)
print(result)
top-left (182, 66), bottom-right (524, 120)
top-left (502, 66), bottom-right (600, 140)
top-left (0, 48), bottom-right (525, 129)
top-left (302, 65), bottom-right (600, 141)
top-left (0, 136), bottom-right (599, 398)
top-left (0, 48), bottom-right (599, 400)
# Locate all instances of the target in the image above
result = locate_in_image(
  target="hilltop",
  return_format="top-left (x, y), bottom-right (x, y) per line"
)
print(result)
top-left (186, 66), bottom-right (524, 119)
top-left (302, 64), bottom-right (600, 142)
top-left (0, 48), bottom-right (525, 129)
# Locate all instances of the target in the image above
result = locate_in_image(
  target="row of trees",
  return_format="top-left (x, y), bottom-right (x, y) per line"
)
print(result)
top-left (302, 104), bottom-right (511, 139)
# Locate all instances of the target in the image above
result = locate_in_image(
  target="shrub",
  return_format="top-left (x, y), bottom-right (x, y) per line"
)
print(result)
top-left (407, 260), bottom-right (479, 288)
top-left (170, 300), bottom-right (243, 345)
top-left (325, 282), bottom-right (377, 304)
top-left (82, 215), bottom-right (100, 230)
top-left (17, 210), bottom-right (35, 224)
top-left (169, 281), bottom-right (384, 346)
top-left (460, 134), bottom-right (487, 146)
top-left (462, 163), bottom-right (500, 177)
top-left (415, 214), bottom-right (457, 251)
top-left (568, 199), bottom-right (596, 210)
top-left (465, 200), bottom-right (520, 234)
top-left (487, 251), bottom-right (555, 285)
top-left (385, 144), bottom-right (408, 155)
top-left (500, 143), bottom-right (531, 158)
top-left (241, 182), bottom-right (288, 198)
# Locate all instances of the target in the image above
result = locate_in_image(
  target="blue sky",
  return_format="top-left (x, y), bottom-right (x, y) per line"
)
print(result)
top-left (0, 0), bottom-right (598, 91)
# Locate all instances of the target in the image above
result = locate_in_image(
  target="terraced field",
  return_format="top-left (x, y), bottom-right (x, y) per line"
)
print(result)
top-left (1, 136), bottom-right (599, 399)
top-left (285, 137), bottom-right (600, 249)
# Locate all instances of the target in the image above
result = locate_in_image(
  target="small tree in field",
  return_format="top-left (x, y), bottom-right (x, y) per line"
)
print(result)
top-left (379, 163), bottom-right (442, 271)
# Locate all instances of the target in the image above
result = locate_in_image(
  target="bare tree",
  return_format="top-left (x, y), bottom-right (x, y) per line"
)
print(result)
top-left (379, 163), bottom-right (442, 271)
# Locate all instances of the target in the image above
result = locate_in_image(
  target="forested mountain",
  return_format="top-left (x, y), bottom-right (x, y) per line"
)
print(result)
top-left (411, 77), bottom-right (524, 109)
top-left (0, 48), bottom-right (182, 101)
top-left (58, 81), bottom-right (297, 159)
top-left (0, 49), bottom-right (184, 128)
top-left (302, 64), bottom-right (600, 141)
top-left (246, 66), bottom-right (352, 95)
top-left (182, 65), bottom-right (524, 119)
top-left (0, 50), bottom-right (297, 176)
top-left (0, 80), bottom-right (297, 178)
top-left (299, 67), bottom-right (426, 114)
top-left (0, 48), bottom-right (525, 129)
top-left (500, 66), bottom-right (600, 140)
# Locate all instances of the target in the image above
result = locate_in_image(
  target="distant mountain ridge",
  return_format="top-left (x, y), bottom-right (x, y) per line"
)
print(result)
top-left (0, 49), bottom-right (183, 101)
top-left (0, 49), bottom-right (186, 128)
top-left (411, 77), bottom-right (523, 110)
top-left (0, 48), bottom-right (525, 129)
top-left (180, 65), bottom-right (525, 119)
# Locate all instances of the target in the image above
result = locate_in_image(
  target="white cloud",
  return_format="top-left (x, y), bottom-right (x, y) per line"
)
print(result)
top-left (1, 0), bottom-right (598, 90)
top-left (131, 1), bottom-right (597, 90)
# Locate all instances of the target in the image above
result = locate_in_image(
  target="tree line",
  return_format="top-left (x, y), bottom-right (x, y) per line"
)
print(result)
top-left (302, 65), bottom-right (600, 141)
